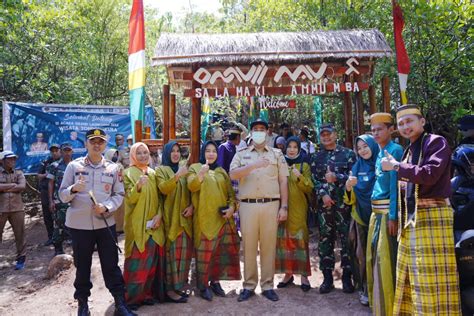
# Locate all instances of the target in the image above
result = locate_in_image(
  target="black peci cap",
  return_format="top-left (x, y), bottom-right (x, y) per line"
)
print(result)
top-left (250, 118), bottom-right (269, 130)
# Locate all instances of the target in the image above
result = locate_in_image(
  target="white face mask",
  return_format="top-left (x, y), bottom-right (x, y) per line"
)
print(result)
top-left (252, 131), bottom-right (266, 145)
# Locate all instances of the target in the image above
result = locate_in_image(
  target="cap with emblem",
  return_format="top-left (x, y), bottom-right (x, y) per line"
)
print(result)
top-left (60, 142), bottom-right (73, 150)
top-left (396, 104), bottom-right (423, 121)
top-left (49, 144), bottom-right (60, 150)
top-left (86, 129), bottom-right (107, 141)
top-left (250, 118), bottom-right (269, 129)
top-left (2, 150), bottom-right (18, 159)
top-left (127, 134), bottom-right (133, 140)
top-left (319, 123), bottom-right (335, 133)
top-left (370, 112), bottom-right (393, 125)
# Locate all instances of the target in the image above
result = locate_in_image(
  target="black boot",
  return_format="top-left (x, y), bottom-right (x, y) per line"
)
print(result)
top-left (113, 295), bottom-right (137, 316)
top-left (342, 269), bottom-right (355, 293)
top-left (319, 269), bottom-right (334, 294)
top-left (54, 243), bottom-right (65, 256)
top-left (77, 298), bottom-right (90, 316)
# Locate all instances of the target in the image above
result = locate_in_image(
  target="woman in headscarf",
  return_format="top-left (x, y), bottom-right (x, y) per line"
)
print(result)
top-left (122, 142), bottom-right (166, 310)
top-left (344, 134), bottom-right (379, 306)
top-left (274, 136), bottom-right (286, 151)
top-left (155, 141), bottom-right (192, 303)
top-left (275, 136), bottom-right (314, 291)
top-left (187, 141), bottom-right (241, 301)
top-left (105, 148), bottom-right (126, 233)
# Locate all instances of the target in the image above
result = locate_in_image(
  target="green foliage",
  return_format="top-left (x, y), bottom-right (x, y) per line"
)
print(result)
top-left (1, 0), bottom-right (472, 144)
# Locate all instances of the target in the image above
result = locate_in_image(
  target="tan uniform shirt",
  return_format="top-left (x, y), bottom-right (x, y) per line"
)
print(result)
top-left (230, 145), bottom-right (289, 199)
top-left (59, 156), bottom-right (124, 230)
top-left (0, 167), bottom-right (26, 213)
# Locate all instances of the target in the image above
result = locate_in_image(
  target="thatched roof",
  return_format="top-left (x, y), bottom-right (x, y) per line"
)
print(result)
top-left (152, 29), bottom-right (392, 67)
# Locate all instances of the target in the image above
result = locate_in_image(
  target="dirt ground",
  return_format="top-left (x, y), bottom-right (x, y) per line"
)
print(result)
top-left (0, 206), bottom-right (371, 316)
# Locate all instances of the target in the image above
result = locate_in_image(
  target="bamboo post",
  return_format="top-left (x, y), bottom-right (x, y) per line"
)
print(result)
top-left (144, 126), bottom-right (151, 139)
top-left (134, 120), bottom-right (143, 142)
top-left (382, 76), bottom-right (390, 113)
top-left (368, 84), bottom-right (377, 114)
top-left (343, 91), bottom-right (353, 149)
top-left (170, 94), bottom-right (176, 139)
top-left (355, 75), bottom-right (365, 135)
top-left (190, 80), bottom-right (201, 163)
top-left (163, 84), bottom-right (170, 144)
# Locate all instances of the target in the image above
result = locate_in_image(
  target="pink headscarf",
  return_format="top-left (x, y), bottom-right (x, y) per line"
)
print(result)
top-left (129, 142), bottom-right (149, 173)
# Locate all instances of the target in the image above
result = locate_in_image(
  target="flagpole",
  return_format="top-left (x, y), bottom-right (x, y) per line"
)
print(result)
top-left (129, 0), bottom-right (146, 141)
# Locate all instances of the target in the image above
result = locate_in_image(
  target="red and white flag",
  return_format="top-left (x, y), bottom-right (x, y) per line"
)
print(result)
top-left (393, 1), bottom-right (410, 105)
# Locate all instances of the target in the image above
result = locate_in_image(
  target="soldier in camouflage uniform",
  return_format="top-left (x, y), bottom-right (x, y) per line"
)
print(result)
top-left (47, 143), bottom-right (74, 256)
top-left (310, 123), bottom-right (356, 294)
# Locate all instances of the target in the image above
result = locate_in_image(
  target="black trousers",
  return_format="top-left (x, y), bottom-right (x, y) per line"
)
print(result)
top-left (69, 225), bottom-right (125, 300)
top-left (40, 189), bottom-right (54, 239)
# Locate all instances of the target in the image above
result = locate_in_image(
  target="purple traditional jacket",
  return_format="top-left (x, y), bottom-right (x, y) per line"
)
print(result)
top-left (217, 141), bottom-right (236, 173)
top-left (398, 133), bottom-right (452, 198)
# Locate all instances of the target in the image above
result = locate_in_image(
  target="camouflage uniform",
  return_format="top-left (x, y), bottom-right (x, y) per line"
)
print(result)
top-left (46, 159), bottom-right (70, 249)
top-left (311, 145), bottom-right (356, 271)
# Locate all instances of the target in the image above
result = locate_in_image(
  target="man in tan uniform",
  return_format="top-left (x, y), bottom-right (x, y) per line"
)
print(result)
top-left (230, 118), bottom-right (289, 302)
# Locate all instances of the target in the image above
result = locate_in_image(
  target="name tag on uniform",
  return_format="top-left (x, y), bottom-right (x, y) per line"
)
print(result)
top-left (243, 156), bottom-right (251, 160)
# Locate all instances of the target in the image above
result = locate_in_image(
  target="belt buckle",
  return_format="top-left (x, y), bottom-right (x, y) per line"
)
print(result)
top-left (256, 198), bottom-right (264, 203)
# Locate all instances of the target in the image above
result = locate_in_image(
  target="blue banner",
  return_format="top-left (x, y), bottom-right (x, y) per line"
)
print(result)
top-left (2, 102), bottom-right (156, 174)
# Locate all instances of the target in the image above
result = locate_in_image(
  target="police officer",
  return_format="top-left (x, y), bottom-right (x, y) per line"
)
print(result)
top-left (38, 144), bottom-right (61, 245)
top-left (230, 118), bottom-right (289, 302)
top-left (47, 143), bottom-right (74, 256)
top-left (59, 129), bottom-right (135, 316)
top-left (310, 123), bottom-right (356, 294)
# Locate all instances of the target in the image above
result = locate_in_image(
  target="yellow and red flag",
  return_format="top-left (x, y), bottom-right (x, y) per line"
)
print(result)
top-left (129, 0), bottom-right (146, 139)
top-left (393, 1), bottom-right (410, 105)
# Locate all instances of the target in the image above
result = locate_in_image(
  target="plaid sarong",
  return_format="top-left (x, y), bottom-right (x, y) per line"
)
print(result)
top-left (195, 221), bottom-right (241, 289)
top-left (275, 224), bottom-right (311, 276)
top-left (367, 201), bottom-right (398, 316)
top-left (393, 200), bottom-right (461, 315)
top-left (124, 237), bottom-right (165, 304)
top-left (165, 231), bottom-right (193, 291)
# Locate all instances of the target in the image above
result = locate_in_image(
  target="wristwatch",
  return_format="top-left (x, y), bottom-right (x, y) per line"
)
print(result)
top-left (393, 162), bottom-right (400, 172)
top-left (280, 205), bottom-right (288, 211)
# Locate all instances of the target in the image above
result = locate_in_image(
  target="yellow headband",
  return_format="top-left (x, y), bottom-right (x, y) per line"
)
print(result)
top-left (396, 107), bottom-right (422, 121)
top-left (370, 112), bottom-right (393, 125)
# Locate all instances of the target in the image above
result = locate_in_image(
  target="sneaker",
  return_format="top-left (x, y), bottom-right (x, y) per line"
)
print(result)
top-left (15, 256), bottom-right (26, 270)
top-left (359, 291), bottom-right (369, 306)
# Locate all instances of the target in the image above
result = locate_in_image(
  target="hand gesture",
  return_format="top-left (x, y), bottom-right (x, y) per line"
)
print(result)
top-left (73, 174), bottom-right (86, 192)
top-left (254, 157), bottom-right (270, 169)
top-left (182, 205), bottom-right (194, 217)
top-left (199, 162), bottom-right (210, 176)
top-left (346, 171), bottom-right (357, 191)
top-left (381, 150), bottom-right (398, 171)
top-left (137, 174), bottom-right (148, 191)
top-left (325, 166), bottom-right (337, 183)
top-left (292, 165), bottom-right (302, 178)
top-left (175, 165), bottom-right (188, 178)
top-left (322, 194), bottom-right (335, 209)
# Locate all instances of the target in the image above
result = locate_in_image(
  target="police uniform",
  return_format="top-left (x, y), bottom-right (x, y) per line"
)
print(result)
top-left (310, 136), bottom-right (356, 274)
top-left (230, 144), bottom-right (289, 292)
top-left (58, 129), bottom-right (130, 314)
